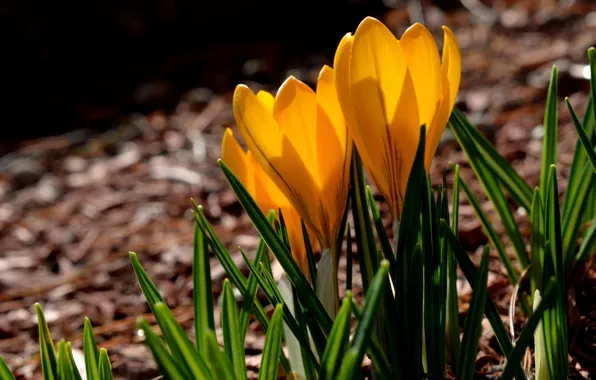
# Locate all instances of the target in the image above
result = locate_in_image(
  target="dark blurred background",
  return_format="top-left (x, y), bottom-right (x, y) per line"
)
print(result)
top-left (3, 0), bottom-right (418, 141)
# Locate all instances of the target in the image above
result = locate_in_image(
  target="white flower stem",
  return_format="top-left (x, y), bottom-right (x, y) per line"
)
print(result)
top-left (316, 247), bottom-right (339, 318)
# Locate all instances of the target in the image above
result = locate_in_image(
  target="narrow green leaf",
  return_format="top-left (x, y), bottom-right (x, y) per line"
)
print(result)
top-left (335, 196), bottom-right (350, 268)
top-left (566, 97), bottom-right (596, 174)
top-left (350, 300), bottom-right (393, 379)
top-left (36, 303), bottom-right (57, 380)
top-left (449, 108), bottom-right (533, 210)
top-left (222, 279), bottom-right (247, 380)
top-left (129, 252), bottom-right (166, 310)
top-left (350, 147), bottom-right (378, 293)
top-left (239, 249), bottom-right (319, 370)
top-left (366, 186), bottom-right (396, 269)
top-left (574, 217), bottom-right (596, 272)
top-left (545, 165), bottom-right (568, 380)
top-left (501, 279), bottom-right (557, 380)
top-left (441, 221), bottom-right (526, 378)
top-left (540, 66), bottom-right (559, 199)
top-left (421, 175), bottom-right (447, 377)
top-left (65, 343), bottom-right (83, 380)
top-left (0, 355), bottom-right (16, 380)
top-left (457, 247), bottom-right (489, 380)
top-left (302, 219), bottom-right (318, 290)
top-left (346, 225), bottom-right (353, 292)
top-left (320, 292), bottom-right (353, 380)
top-left (238, 241), bottom-right (265, 340)
top-left (259, 304), bottom-right (285, 380)
top-left (83, 318), bottom-right (99, 380)
top-left (219, 159), bottom-right (333, 335)
top-left (191, 205), bottom-right (291, 373)
top-left (57, 340), bottom-right (77, 380)
top-left (446, 165), bottom-right (461, 371)
top-left (530, 189), bottom-right (545, 295)
top-left (97, 349), bottom-right (113, 380)
top-left (193, 224), bottom-right (214, 355)
top-left (565, 96), bottom-right (594, 209)
top-left (561, 162), bottom-right (595, 271)
top-left (336, 260), bottom-right (390, 380)
top-left (137, 318), bottom-right (186, 380)
top-left (459, 176), bottom-right (521, 291)
top-left (449, 110), bottom-right (530, 271)
top-left (153, 302), bottom-right (211, 379)
top-left (205, 330), bottom-right (235, 380)
top-left (394, 125), bottom-right (427, 380)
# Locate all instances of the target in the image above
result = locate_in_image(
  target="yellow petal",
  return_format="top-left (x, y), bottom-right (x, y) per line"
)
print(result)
top-left (248, 150), bottom-right (290, 210)
top-left (257, 90), bottom-right (275, 115)
top-left (273, 77), bottom-right (320, 183)
top-left (333, 33), bottom-right (358, 132)
top-left (279, 207), bottom-right (312, 278)
top-left (425, 26), bottom-right (461, 169)
top-left (315, 65), bottom-right (351, 223)
top-left (393, 69), bottom-right (422, 213)
top-left (221, 128), bottom-right (255, 195)
top-left (441, 26), bottom-right (461, 112)
top-left (350, 17), bottom-right (420, 217)
top-left (234, 84), bottom-right (320, 232)
top-left (400, 23), bottom-right (442, 133)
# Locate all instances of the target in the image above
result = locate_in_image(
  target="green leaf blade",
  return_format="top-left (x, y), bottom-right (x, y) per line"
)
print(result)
top-left (258, 304), bottom-right (285, 380)
top-left (221, 279), bottom-right (248, 380)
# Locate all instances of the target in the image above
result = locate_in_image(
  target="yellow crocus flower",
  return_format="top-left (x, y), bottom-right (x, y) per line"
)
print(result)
top-left (232, 66), bottom-right (352, 316)
top-left (334, 17), bottom-right (461, 221)
top-left (232, 66), bottom-right (351, 255)
top-left (221, 128), bottom-right (317, 278)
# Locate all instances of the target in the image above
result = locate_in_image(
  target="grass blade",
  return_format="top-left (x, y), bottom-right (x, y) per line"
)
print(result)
top-left (153, 302), bottom-right (211, 379)
top-left (65, 343), bottom-right (83, 380)
top-left (137, 318), bottom-right (187, 379)
top-left (36, 303), bottom-right (57, 380)
top-left (350, 148), bottom-right (378, 293)
top-left (0, 355), bottom-right (16, 380)
top-left (346, 225), bottom-right (353, 292)
top-left (302, 219), bottom-right (317, 290)
top-left (191, 204), bottom-right (290, 372)
top-left (221, 279), bottom-right (247, 380)
top-left (446, 165), bottom-right (461, 371)
top-left (449, 108), bottom-right (532, 211)
top-left (545, 165), bottom-right (568, 380)
top-left (193, 224), bottom-right (215, 354)
top-left (239, 249), bottom-right (319, 370)
top-left (366, 186), bottom-right (395, 266)
top-left (206, 330), bottom-right (235, 380)
top-left (449, 110), bottom-right (530, 272)
top-left (540, 66), bottom-right (559, 199)
top-left (129, 252), bottom-right (166, 309)
top-left (336, 260), bottom-right (391, 380)
top-left (258, 304), bottom-right (285, 380)
top-left (530, 189), bottom-right (545, 295)
top-left (83, 318), bottom-right (99, 380)
top-left (457, 248), bottom-right (489, 380)
top-left (441, 221), bottom-right (526, 378)
top-left (219, 159), bottom-right (333, 335)
top-left (57, 340), bottom-right (77, 380)
top-left (320, 292), bottom-right (353, 380)
top-left (501, 279), bottom-right (557, 380)
top-left (574, 217), bottom-right (596, 272)
top-left (566, 97), bottom-right (596, 174)
top-left (97, 349), bottom-right (112, 380)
